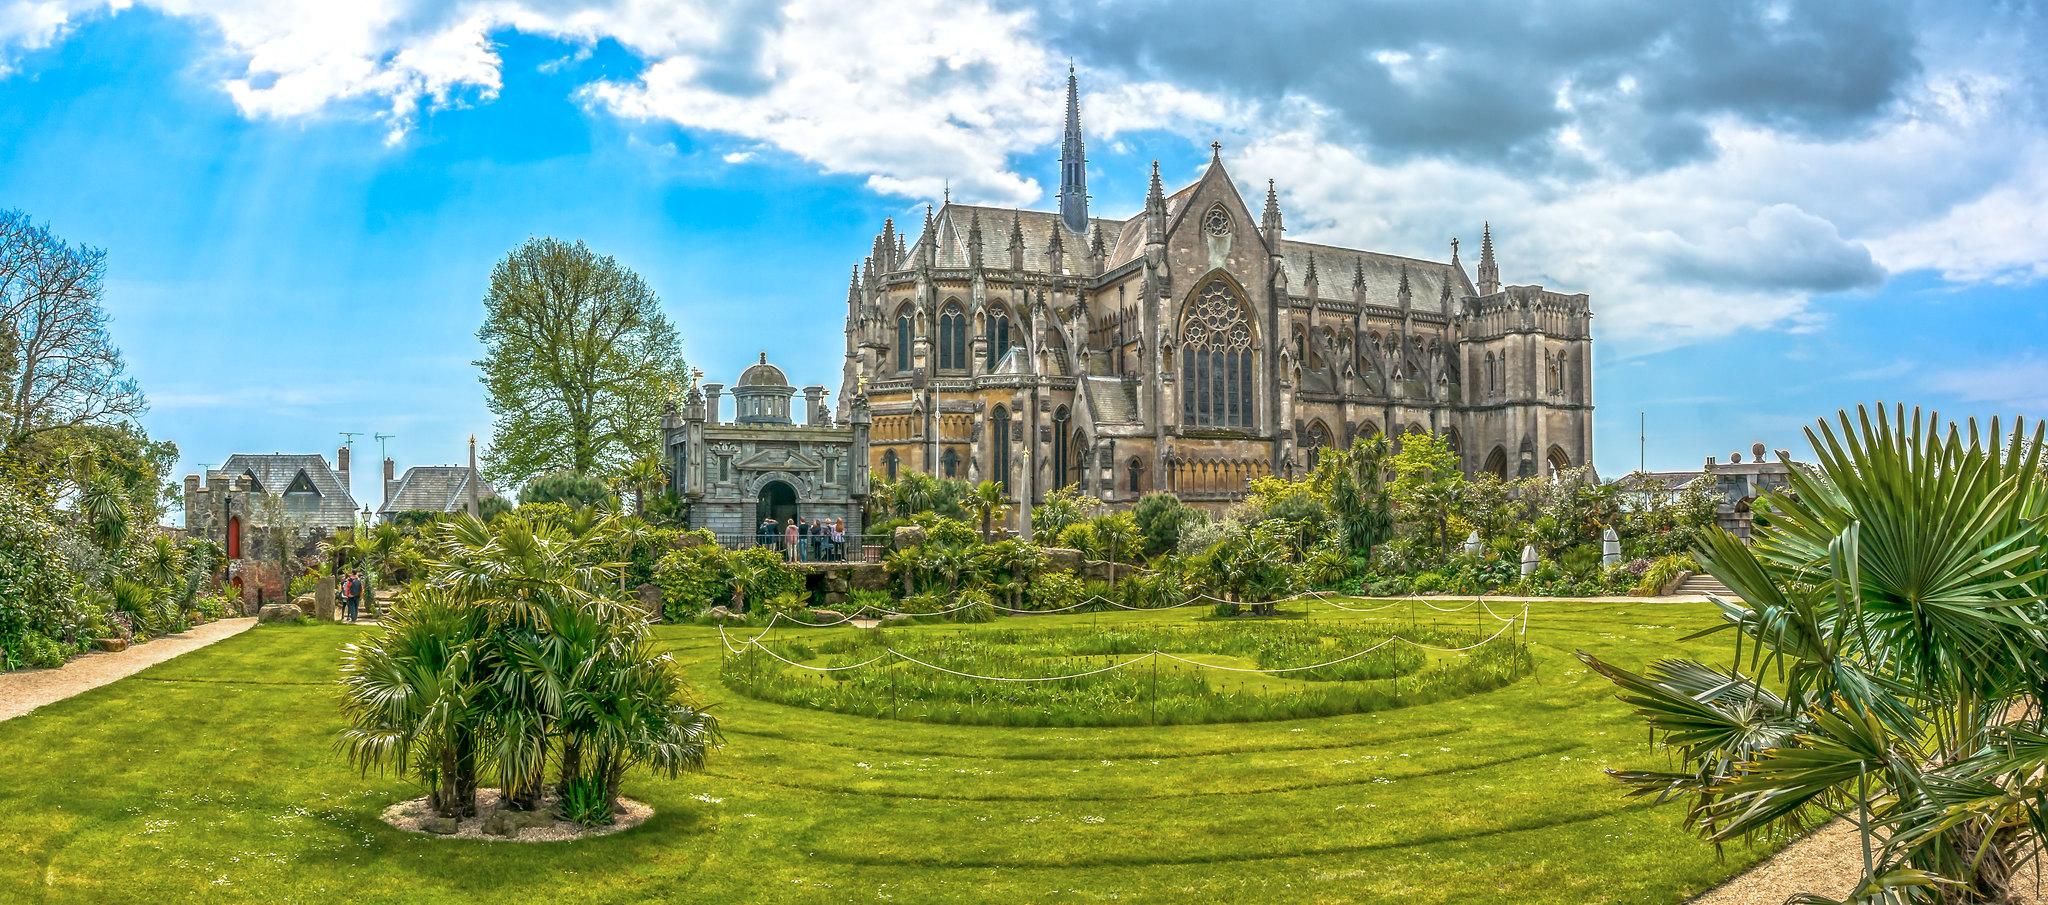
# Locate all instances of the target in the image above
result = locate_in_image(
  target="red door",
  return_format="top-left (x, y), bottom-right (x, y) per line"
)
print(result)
top-left (226, 515), bottom-right (242, 559)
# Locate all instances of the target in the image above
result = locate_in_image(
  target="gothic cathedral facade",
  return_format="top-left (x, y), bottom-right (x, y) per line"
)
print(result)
top-left (841, 69), bottom-right (1593, 515)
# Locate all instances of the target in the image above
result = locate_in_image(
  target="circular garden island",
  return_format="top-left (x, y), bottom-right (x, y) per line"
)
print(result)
top-left (720, 614), bottom-right (1529, 726)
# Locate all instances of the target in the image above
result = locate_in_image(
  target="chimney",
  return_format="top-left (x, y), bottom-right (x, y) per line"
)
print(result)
top-left (337, 446), bottom-right (351, 497)
top-left (383, 456), bottom-right (397, 512)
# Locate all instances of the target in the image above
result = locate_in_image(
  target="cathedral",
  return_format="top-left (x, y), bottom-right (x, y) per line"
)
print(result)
top-left (840, 69), bottom-right (1593, 518)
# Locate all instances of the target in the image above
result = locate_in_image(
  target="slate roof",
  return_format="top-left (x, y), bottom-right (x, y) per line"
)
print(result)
top-left (909, 177), bottom-right (1478, 316)
top-left (924, 205), bottom-right (1124, 275)
top-left (1275, 240), bottom-right (1474, 315)
top-left (379, 466), bottom-right (496, 516)
top-left (1082, 375), bottom-right (1141, 425)
top-left (213, 453), bottom-right (360, 530)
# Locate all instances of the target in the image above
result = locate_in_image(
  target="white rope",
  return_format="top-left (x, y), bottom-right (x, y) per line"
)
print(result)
top-left (1421, 600), bottom-right (1477, 612)
top-left (1151, 637), bottom-right (1397, 674)
top-left (880, 647), bottom-right (1153, 682)
top-left (723, 614), bottom-right (1523, 680)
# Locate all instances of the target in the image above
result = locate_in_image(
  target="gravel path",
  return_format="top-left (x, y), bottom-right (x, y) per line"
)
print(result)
top-left (0, 617), bottom-right (257, 722)
top-left (1693, 819), bottom-right (2043, 904)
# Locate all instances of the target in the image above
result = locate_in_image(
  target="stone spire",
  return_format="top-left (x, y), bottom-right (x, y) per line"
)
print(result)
top-left (1057, 63), bottom-right (1089, 235)
top-left (1398, 263), bottom-right (1412, 311)
top-left (918, 203), bottom-right (935, 267)
top-left (847, 265), bottom-right (860, 306)
top-left (966, 210), bottom-right (983, 270)
top-left (1009, 209), bottom-right (1025, 270)
top-left (1477, 221), bottom-right (1500, 295)
top-left (879, 218), bottom-right (898, 271)
top-left (1145, 160), bottom-right (1166, 244)
top-left (1302, 252), bottom-right (1319, 298)
top-left (1261, 179), bottom-right (1283, 239)
top-left (1352, 256), bottom-right (1368, 305)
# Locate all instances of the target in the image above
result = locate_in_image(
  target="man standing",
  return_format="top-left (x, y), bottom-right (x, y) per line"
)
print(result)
top-left (342, 571), bottom-right (362, 623)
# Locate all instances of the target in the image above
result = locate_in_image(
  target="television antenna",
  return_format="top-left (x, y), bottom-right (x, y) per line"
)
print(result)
top-left (375, 433), bottom-right (397, 465)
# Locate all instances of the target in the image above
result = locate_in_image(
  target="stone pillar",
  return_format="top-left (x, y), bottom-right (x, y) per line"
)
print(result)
top-left (702, 383), bottom-right (725, 424)
top-left (315, 575), bottom-right (337, 621)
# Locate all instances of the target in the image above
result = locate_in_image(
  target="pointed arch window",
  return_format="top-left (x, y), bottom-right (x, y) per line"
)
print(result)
top-left (938, 300), bottom-right (967, 370)
top-left (1051, 406), bottom-right (1071, 489)
top-left (990, 406), bottom-right (1011, 492)
top-left (1179, 276), bottom-right (1256, 430)
top-left (941, 447), bottom-right (959, 479)
top-left (883, 449), bottom-right (900, 481)
top-left (985, 308), bottom-right (1013, 368)
top-left (1303, 421), bottom-right (1332, 472)
top-left (895, 306), bottom-right (914, 372)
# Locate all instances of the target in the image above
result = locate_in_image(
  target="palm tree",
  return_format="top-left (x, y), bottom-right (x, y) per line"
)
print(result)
top-left (969, 480), bottom-right (1006, 540)
top-left (1096, 512), bottom-right (1141, 587)
top-left (617, 456), bottom-right (667, 517)
top-left (338, 586), bottom-right (487, 818)
top-left (1583, 405), bottom-right (2048, 903)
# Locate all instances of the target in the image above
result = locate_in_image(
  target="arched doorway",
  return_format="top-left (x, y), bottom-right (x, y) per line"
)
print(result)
top-left (226, 515), bottom-right (242, 559)
top-left (757, 480), bottom-right (798, 526)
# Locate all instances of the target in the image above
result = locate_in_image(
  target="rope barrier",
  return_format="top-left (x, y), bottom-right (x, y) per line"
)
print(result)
top-left (719, 607), bottom-right (1527, 682)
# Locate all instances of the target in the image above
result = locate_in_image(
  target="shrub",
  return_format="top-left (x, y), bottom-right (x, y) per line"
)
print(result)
top-left (1631, 552), bottom-right (1700, 596)
top-left (1409, 571), bottom-right (1449, 595)
top-left (19, 631), bottom-right (67, 669)
top-left (654, 544), bottom-right (731, 618)
top-left (1025, 571), bottom-right (1083, 611)
top-left (517, 471), bottom-right (617, 510)
top-left (1132, 493), bottom-right (1200, 559)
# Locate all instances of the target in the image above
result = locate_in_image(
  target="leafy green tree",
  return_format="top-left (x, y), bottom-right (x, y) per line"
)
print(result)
top-left (519, 471), bottom-right (616, 510)
top-left (1583, 405), bottom-right (2048, 903)
top-left (1132, 492), bottom-right (1201, 559)
top-left (1388, 430), bottom-right (1466, 558)
top-left (476, 237), bottom-right (689, 486)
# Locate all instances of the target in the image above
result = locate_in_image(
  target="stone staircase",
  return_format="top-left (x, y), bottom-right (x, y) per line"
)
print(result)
top-left (1673, 572), bottom-right (1734, 597)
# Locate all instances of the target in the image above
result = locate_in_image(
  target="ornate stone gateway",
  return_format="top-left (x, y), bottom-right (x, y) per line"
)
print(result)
top-left (757, 479), bottom-right (798, 525)
top-left (663, 352), bottom-right (871, 543)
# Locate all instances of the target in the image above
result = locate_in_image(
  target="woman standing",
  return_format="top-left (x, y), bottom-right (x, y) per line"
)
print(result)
top-left (783, 518), bottom-right (800, 562)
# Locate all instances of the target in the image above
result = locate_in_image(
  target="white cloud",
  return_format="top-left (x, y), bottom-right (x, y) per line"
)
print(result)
top-left (2, 0), bottom-right (2044, 348)
top-left (1926, 355), bottom-right (2048, 412)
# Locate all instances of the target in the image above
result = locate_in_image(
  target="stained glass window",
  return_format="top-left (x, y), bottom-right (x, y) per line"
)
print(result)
top-left (985, 309), bottom-right (1013, 368)
top-left (1179, 277), bottom-right (1255, 429)
top-left (939, 301), bottom-right (967, 370)
top-left (896, 308), bottom-right (914, 372)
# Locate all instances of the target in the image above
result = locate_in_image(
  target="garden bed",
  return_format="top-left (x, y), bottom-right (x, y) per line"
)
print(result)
top-left (382, 789), bottom-right (652, 842)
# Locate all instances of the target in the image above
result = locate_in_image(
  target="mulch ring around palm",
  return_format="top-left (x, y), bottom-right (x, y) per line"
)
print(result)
top-left (381, 789), bottom-right (652, 842)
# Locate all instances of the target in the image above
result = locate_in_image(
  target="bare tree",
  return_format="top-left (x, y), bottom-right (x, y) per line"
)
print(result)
top-left (0, 211), bottom-right (146, 452)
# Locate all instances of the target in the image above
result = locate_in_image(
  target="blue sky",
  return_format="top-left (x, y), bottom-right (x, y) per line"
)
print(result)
top-left (1, 1), bottom-right (2044, 512)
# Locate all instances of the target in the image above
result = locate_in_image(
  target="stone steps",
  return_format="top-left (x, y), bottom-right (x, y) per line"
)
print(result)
top-left (1675, 573), bottom-right (1734, 596)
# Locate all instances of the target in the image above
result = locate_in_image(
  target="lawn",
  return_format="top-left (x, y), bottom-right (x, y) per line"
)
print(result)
top-left (0, 599), bottom-right (1776, 904)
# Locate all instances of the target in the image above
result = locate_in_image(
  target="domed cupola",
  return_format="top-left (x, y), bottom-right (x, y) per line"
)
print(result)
top-left (732, 352), bottom-right (796, 424)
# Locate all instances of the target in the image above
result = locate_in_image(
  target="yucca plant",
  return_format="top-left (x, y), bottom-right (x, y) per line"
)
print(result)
top-left (1582, 404), bottom-right (2048, 904)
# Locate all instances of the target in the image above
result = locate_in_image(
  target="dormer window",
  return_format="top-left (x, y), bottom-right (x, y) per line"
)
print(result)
top-left (283, 470), bottom-right (321, 514)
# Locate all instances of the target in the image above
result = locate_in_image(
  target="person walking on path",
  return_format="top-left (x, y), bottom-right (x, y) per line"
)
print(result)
top-left (341, 571), bottom-right (362, 623)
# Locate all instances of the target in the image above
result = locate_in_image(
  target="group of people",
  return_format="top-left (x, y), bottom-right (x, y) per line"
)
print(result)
top-left (757, 516), bottom-right (848, 562)
top-left (340, 570), bottom-right (365, 623)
